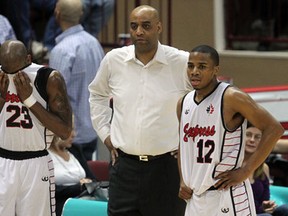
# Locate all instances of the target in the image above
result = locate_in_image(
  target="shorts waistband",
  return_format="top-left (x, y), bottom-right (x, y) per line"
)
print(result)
top-left (0, 147), bottom-right (48, 160)
top-left (118, 149), bottom-right (171, 162)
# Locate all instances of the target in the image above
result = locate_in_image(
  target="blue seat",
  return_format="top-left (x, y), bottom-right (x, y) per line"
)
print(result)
top-left (62, 198), bottom-right (108, 216)
top-left (270, 185), bottom-right (288, 205)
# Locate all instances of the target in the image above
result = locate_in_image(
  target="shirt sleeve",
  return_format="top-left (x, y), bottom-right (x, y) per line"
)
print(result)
top-left (180, 50), bottom-right (193, 92)
top-left (88, 55), bottom-right (113, 143)
top-left (2, 16), bottom-right (16, 41)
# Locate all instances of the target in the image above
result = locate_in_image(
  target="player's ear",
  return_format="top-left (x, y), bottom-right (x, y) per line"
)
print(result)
top-left (214, 65), bottom-right (220, 76)
top-left (157, 21), bottom-right (162, 34)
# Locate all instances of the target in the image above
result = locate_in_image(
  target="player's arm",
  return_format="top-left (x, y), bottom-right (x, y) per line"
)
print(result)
top-left (227, 88), bottom-right (284, 174)
top-left (176, 96), bottom-right (183, 180)
top-left (0, 71), bottom-right (9, 112)
top-left (177, 96), bottom-right (193, 200)
top-left (88, 56), bottom-right (113, 144)
top-left (215, 87), bottom-right (284, 189)
top-left (0, 97), bottom-right (4, 112)
top-left (14, 70), bottom-right (72, 140)
top-left (176, 97), bottom-right (183, 178)
top-left (33, 70), bottom-right (72, 139)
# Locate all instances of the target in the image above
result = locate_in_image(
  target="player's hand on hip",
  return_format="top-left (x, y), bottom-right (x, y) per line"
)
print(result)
top-left (0, 72), bottom-right (9, 98)
top-left (170, 149), bottom-right (179, 159)
top-left (179, 181), bottom-right (193, 200)
top-left (214, 168), bottom-right (249, 190)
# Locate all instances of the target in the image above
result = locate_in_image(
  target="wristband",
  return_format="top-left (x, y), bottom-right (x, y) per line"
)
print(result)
top-left (23, 94), bottom-right (37, 108)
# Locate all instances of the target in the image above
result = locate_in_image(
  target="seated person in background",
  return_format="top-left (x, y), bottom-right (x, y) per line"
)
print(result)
top-left (48, 129), bottom-right (96, 216)
top-left (273, 139), bottom-right (288, 154)
top-left (269, 138), bottom-right (288, 185)
top-left (244, 122), bottom-right (288, 216)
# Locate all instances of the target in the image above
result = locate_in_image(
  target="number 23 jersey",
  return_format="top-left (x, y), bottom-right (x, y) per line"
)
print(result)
top-left (0, 63), bottom-right (51, 152)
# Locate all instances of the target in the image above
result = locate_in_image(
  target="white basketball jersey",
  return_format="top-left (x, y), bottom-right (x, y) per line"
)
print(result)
top-left (0, 63), bottom-right (50, 151)
top-left (180, 82), bottom-right (247, 195)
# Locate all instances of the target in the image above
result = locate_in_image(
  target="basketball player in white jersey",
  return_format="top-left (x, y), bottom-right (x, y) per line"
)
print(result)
top-left (0, 40), bottom-right (72, 216)
top-left (177, 45), bottom-right (284, 216)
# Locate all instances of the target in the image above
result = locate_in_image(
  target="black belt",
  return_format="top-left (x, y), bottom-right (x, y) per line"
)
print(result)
top-left (118, 149), bottom-right (171, 162)
top-left (207, 185), bottom-right (218, 191)
top-left (0, 147), bottom-right (48, 160)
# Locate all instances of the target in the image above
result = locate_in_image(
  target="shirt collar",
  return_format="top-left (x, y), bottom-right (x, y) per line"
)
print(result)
top-left (55, 24), bottom-right (84, 44)
top-left (124, 41), bottom-right (168, 65)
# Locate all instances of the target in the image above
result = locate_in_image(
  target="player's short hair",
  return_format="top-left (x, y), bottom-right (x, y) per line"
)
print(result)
top-left (191, 45), bottom-right (219, 66)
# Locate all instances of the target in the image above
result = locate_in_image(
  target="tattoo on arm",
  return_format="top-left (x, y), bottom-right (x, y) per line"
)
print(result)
top-left (52, 93), bottom-right (71, 122)
top-left (47, 71), bottom-right (72, 125)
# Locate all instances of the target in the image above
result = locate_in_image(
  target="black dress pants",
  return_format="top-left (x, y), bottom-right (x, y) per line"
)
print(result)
top-left (108, 152), bottom-right (186, 216)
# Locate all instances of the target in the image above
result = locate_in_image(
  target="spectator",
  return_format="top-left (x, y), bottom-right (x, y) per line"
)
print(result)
top-left (81, 0), bottom-right (115, 37)
top-left (48, 129), bottom-right (96, 216)
top-left (0, 0), bottom-right (114, 61)
top-left (268, 137), bottom-right (288, 186)
top-left (0, 14), bottom-right (16, 45)
top-left (44, 0), bottom-right (115, 51)
top-left (89, 5), bottom-right (191, 216)
top-left (0, 39), bottom-right (72, 216)
top-left (0, 0), bottom-right (53, 61)
top-left (0, 0), bottom-right (31, 47)
top-left (49, 0), bottom-right (104, 161)
top-left (244, 122), bottom-right (288, 216)
top-left (273, 139), bottom-right (288, 154)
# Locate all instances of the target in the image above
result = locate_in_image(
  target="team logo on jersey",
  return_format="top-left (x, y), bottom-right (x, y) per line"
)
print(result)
top-left (184, 109), bottom-right (190, 114)
top-left (5, 91), bottom-right (21, 103)
top-left (41, 176), bottom-right (49, 182)
top-left (183, 123), bottom-right (216, 142)
top-left (221, 207), bottom-right (229, 213)
top-left (206, 103), bottom-right (214, 114)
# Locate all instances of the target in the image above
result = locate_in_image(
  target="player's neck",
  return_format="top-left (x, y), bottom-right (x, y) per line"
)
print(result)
top-left (195, 79), bottom-right (219, 102)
